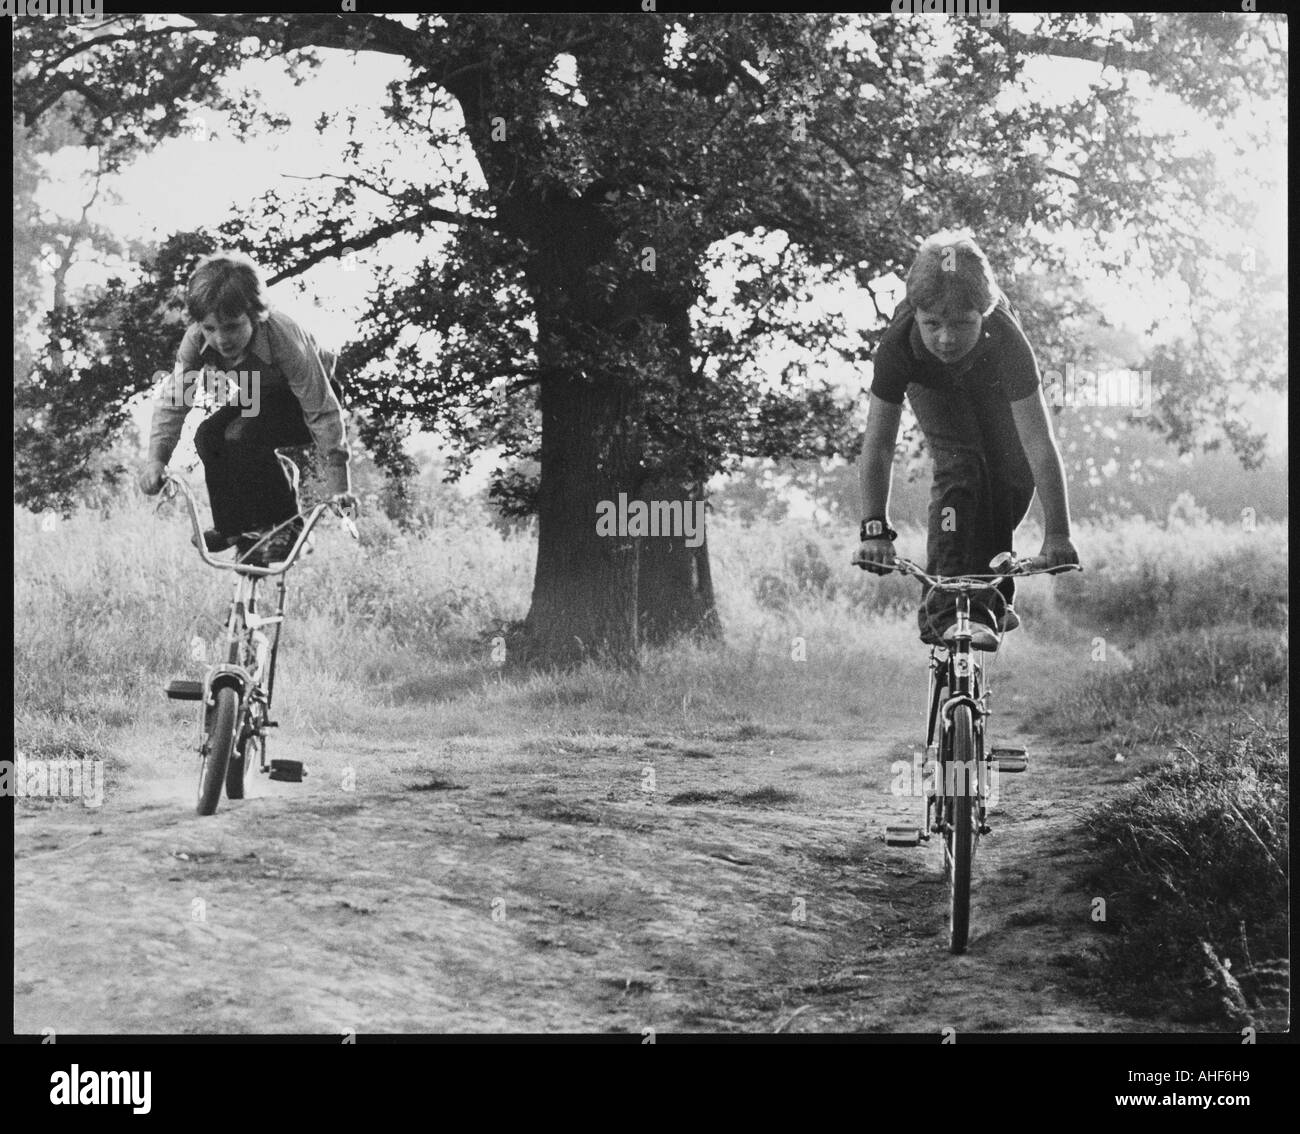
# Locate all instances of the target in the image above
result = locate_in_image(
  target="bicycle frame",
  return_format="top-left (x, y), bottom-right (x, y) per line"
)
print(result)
top-left (200, 566), bottom-right (283, 763)
top-left (158, 466), bottom-right (357, 799)
top-left (917, 572), bottom-right (993, 845)
top-left (878, 553), bottom-right (1082, 952)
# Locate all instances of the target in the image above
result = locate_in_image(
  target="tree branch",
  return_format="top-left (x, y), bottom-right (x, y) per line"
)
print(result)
top-left (23, 78), bottom-right (106, 123)
top-left (983, 26), bottom-right (1155, 71)
top-left (282, 172), bottom-right (497, 229)
top-left (27, 23), bottom-right (197, 88)
top-left (266, 201), bottom-right (500, 284)
top-left (185, 12), bottom-right (429, 60)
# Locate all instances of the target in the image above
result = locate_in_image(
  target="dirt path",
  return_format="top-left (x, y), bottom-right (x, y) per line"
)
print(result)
top-left (15, 639), bottom-right (1180, 1035)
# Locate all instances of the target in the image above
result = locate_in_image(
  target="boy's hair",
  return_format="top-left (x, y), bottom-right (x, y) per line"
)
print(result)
top-left (905, 230), bottom-right (1000, 316)
top-left (186, 252), bottom-right (269, 324)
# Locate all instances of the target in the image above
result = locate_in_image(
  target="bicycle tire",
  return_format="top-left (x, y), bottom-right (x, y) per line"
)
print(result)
top-left (225, 730), bottom-right (254, 800)
top-left (945, 703), bottom-right (976, 954)
top-left (197, 686), bottom-right (239, 816)
top-left (223, 599), bottom-right (261, 800)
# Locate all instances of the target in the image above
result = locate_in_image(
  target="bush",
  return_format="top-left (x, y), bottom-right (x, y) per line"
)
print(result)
top-left (1032, 625), bottom-right (1288, 745)
top-left (1081, 721), bottom-right (1289, 1027)
top-left (1055, 516), bottom-right (1287, 635)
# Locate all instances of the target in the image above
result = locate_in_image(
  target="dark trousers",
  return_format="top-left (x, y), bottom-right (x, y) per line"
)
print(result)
top-left (906, 381), bottom-right (1036, 633)
top-left (193, 389), bottom-right (312, 535)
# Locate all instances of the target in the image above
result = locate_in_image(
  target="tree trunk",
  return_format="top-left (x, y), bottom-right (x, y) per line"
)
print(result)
top-left (635, 476), bottom-right (721, 645)
top-left (521, 333), bottom-right (640, 668)
top-left (504, 180), bottom-right (723, 664)
top-left (632, 295), bottom-right (721, 645)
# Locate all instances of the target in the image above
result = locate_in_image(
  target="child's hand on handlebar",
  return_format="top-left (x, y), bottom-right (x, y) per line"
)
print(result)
top-left (853, 537), bottom-right (896, 574)
top-left (1029, 534), bottom-right (1081, 573)
top-left (138, 460), bottom-right (166, 496)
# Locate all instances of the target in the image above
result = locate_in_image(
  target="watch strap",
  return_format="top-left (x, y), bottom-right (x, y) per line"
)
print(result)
top-left (860, 518), bottom-right (898, 541)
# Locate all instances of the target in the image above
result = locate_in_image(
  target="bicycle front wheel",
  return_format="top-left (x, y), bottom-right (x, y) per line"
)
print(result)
top-left (222, 626), bottom-right (255, 799)
top-left (197, 686), bottom-right (239, 816)
top-left (226, 716), bottom-right (261, 800)
top-left (945, 703), bottom-right (977, 954)
top-left (225, 733), bottom-right (253, 800)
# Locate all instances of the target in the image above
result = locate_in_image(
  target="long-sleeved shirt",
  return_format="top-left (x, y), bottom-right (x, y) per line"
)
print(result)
top-left (147, 308), bottom-right (351, 488)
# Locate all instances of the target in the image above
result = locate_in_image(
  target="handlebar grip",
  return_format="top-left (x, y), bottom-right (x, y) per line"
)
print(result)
top-left (1027, 557), bottom-right (1083, 575)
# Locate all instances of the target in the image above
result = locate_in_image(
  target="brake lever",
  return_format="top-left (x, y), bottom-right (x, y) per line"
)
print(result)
top-left (154, 478), bottom-right (177, 511)
top-left (333, 502), bottom-right (359, 541)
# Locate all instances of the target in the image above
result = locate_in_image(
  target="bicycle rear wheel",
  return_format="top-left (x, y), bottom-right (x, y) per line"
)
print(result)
top-left (944, 703), bottom-right (977, 953)
top-left (197, 686), bottom-right (239, 816)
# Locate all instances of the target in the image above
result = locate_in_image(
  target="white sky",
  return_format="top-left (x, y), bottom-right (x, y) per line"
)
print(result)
top-left (29, 16), bottom-right (1288, 469)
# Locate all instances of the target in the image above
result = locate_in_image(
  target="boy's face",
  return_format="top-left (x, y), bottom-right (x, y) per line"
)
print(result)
top-left (915, 303), bottom-right (983, 364)
top-left (199, 311), bottom-right (254, 361)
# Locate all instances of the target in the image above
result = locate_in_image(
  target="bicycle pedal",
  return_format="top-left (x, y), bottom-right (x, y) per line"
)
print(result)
top-left (991, 747), bottom-right (1028, 773)
top-left (268, 759), bottom-right (306, 783)
top-left (165, 679), bottom-right (204, 701)
top-left (885, 825), bottom-right (922, 847)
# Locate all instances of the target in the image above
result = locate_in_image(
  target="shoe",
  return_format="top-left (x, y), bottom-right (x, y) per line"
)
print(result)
top-left (194, 528), bottom-right (238, 553)
top-left (921, 602), bottom-right (1002, 651)
top-left (262, 520), bottom-right (304, 563)
top-left (235, 534), bottom-right (267, 567)
top-left (1001, 605), bottom-right (1021, 633)
top-left (943, 621), bottom-right (1001, 652)
top-left (920, 593), bottom-right (998, 655)
top-left (237, 519), bottom-right (304, 567)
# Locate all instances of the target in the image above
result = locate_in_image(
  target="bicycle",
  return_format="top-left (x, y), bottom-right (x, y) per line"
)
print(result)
top-left (156, 457), bottom-right (358, 815)
top-left (873, 552), bottom-right (1082, 953)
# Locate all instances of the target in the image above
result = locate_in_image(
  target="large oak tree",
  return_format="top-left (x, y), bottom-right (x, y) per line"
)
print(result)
top-left (14, 12), bottom-right (1285, 663)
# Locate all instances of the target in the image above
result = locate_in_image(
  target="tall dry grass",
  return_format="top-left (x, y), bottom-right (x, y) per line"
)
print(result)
top-left (16, 499), bottom-right (1285, 750)
top-left (14, 496), bottom-right (933, 756)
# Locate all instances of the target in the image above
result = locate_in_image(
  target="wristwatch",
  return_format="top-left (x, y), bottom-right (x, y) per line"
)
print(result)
top-left (860, 518), bottom-right (898, 542)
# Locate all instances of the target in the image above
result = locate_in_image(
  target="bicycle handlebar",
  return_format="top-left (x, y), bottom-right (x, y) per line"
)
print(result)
top-left (158, 472), bottom-right (358, 577)
top-left (880, 554), bottom-right (1082, 591)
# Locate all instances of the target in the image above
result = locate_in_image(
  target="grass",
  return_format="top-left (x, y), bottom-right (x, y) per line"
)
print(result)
top-left (15, 498), bottom-right (1283, 749)
top-left (13, 497), bottom-right (928, 752)
top-left (1019, 515), bottom-right (1289, 1028)
top-left (1029, 624), bottom-right (1288, 747)
top-left (1080, 720), bottom-right (1289, 1028)
top-left (1052, 511), bottom-right (1289, 635)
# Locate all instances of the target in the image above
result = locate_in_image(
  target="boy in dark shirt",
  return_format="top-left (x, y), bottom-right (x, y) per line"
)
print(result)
top-left (137, 252), bottom-right (356, 563)
top-left (854, 231), bottom-right (1080, 647)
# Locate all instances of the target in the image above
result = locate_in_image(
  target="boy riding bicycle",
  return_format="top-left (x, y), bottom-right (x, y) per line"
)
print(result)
top-left (137, 251), bottom-right (357, 563)
top-left (853, 231), bottom-right (1080, 646)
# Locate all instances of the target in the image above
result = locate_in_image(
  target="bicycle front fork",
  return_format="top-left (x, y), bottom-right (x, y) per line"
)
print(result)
top-left (926, 656), bottom-right (988, 835)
